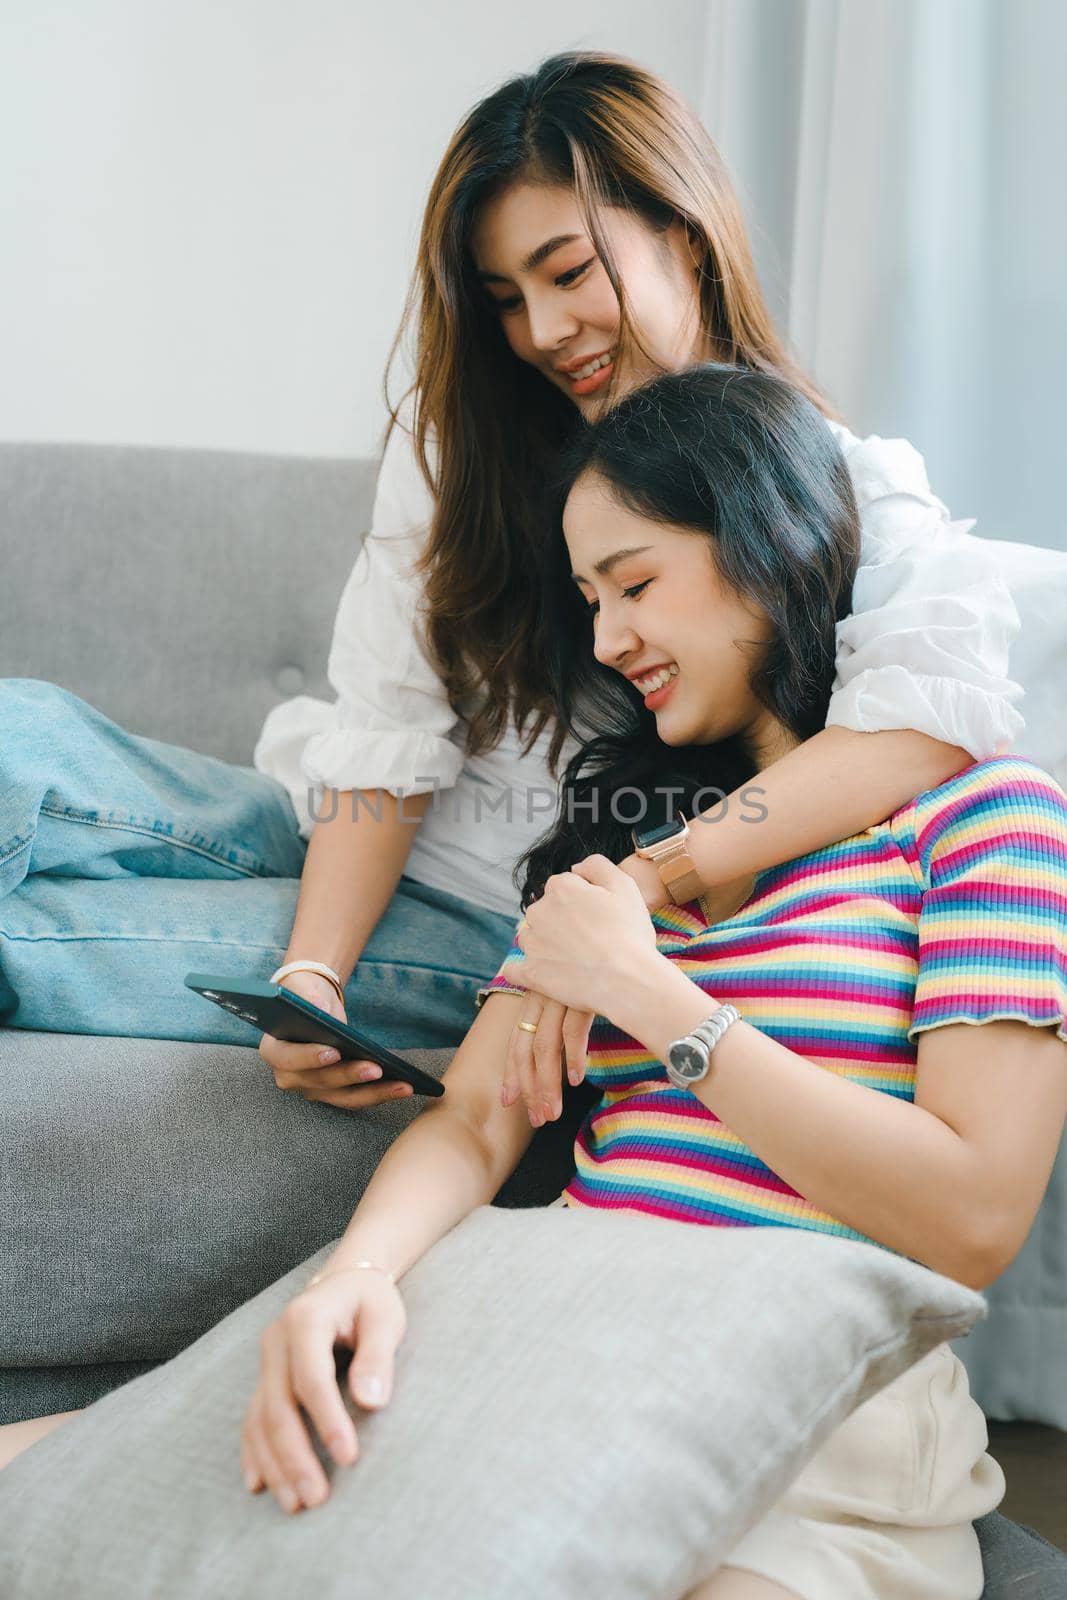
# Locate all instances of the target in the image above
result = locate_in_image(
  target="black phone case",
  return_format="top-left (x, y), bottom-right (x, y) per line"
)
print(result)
top-left (184, 973), bottom-right (444, 1097)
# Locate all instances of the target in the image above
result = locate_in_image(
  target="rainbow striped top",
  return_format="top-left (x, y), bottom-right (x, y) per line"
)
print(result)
top-left (482, 759), bottom-right (1067, 1242)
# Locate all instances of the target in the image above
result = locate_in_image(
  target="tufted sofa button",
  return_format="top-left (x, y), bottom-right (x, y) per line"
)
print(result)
top-left (275, 665), bottom-right (305, 695)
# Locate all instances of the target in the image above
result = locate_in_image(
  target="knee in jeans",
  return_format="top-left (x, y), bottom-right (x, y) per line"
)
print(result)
top-left (0, 679), bottom-right (99, 759)
top-left (2, 678), bottom-right (87, 722)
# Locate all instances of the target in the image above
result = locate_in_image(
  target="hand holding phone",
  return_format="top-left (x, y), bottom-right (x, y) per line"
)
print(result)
top-left (185, 973), bottom-right (444, 1105)
top-left (259, 967), bottom-right (400, 1104)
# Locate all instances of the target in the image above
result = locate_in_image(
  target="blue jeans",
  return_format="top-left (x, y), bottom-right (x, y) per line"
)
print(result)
top-left (0, 680), bottom-right (517, 1047)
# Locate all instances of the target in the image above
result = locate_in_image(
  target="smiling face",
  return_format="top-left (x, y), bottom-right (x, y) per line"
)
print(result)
top-left (469, 182), bottom-right (705, 419)
top-left (564, 471), bottom-right (791, 759)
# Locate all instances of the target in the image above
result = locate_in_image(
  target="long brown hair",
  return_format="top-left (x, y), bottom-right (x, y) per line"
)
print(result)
top-left (386, 51), bottom-right (832, 768)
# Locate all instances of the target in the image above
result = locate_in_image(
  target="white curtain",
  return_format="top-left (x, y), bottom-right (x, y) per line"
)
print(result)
top-left (705, 0), bottom-right (1067, 1428)
top-left (703, 0), bottom-right (1067, 553)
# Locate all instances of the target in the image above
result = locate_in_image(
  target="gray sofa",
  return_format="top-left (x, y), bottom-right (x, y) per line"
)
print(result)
top-left (1, 440), bottom-right (1064, 1589)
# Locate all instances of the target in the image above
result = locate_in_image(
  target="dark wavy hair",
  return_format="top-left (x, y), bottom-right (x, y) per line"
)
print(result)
top-left (517, 363), bottom-right (861, 905)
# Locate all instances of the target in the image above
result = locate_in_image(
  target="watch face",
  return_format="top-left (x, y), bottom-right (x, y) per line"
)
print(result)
top-left (667, 1039), bottom-right (708, 1082)
top-left (633, 815), bottom-right (686, 853)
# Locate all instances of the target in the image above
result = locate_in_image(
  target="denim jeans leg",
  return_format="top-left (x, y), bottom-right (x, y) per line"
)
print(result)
top-left (344, 876), bottom-right (518, 1050)
top-left (0, 678), bottom-right (305, 1033)
top-left (3, 874), bottom-right (516, 1045)
top-left (0, 678), bottom-right (306, 898)
top-left (2, 873), bottom-right (302, 1039)
top-left (0, 680), bottom-right (519, 1044)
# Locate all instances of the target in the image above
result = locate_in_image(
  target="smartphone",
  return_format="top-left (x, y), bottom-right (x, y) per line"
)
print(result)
top-left (184, 973), bottom-right (444, 1098)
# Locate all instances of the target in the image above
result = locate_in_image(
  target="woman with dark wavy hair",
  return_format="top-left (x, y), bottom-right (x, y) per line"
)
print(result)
top-left (514, 362), bottom-right (861, 897)
top-left (8, 364), bottom-right (1057, 1599)
top-left (228, 366), bottom-right (1065, 1597)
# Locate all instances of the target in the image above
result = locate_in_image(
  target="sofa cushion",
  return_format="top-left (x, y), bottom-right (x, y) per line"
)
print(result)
top-left (0, 1362), bottom-right (161, 1422)
top-left (0, 1033), bottom-right (589, 1405)
top-left (975, 1512), bottom-right (1067, 1595)
top-left (0, 1204), bottom-right (985, 1598)
top-left (0, 443), bottom-right (376, 766)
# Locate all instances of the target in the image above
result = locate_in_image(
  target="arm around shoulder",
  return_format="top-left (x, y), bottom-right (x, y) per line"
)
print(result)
top-left (681, 427), bottom-right (1029, 890)
top-left (314, 992), bottom-right (538, 1285)
top-left (683, 725), bottom-right (971, 891)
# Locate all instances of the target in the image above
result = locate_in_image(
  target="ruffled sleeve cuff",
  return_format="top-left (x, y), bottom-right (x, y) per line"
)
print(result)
top-left (297, 726), bottom-right (465, 824)
top-left (826, 666), bottom-right (1025, 759)
top-left (828, 462), bottom-right (1026, 757)
top-left (254, 694), bottom-right (465, 839)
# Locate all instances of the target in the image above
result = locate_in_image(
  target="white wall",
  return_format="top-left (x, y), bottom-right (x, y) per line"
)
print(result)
top-left (0, 1), bottom-right (708, 458)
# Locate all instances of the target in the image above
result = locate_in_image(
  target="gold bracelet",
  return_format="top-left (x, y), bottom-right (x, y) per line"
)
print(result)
top-left (306, 1260), bottom-right (395, 1290)
top-left (310, 974), bottom-right (346, 1009)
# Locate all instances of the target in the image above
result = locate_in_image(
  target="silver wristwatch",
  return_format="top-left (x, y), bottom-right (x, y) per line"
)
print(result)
top-left (665, 1004), bottom-right (741, 1090)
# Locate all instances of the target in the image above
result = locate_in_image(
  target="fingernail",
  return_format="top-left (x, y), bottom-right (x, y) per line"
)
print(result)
top-left (329, 1432), bottom-right (355, 1465)
top-left (296, 1476), bottom-right (323, 1507)
top-left (319, 1049), bottom-right (340, 1065)
top-left (357, 1065), bottom-right (382, 1082)
top-left (529, 1107), bottom-right (544, 1128)
top-left (243, 1468), bottom-right (258, 1492)
top-left (278, 1485), bottom-right (299, 1513)
top-left (568, 1068), bottom-right (580, 1086)
top-left (391, 1084), bottom-right (412, 1098)
top-left (355, 1374), bottom-right (384, 1406)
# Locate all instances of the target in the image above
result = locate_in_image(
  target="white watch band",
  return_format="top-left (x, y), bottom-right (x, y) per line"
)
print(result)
top-left (269, 960), bottom-right (346, 1007)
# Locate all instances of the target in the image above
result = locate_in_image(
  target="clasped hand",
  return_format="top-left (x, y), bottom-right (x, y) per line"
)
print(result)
top-left (500, 853), bottom-right (662, 1126)
top-left (242, 1266), bottom-right (405, 1514)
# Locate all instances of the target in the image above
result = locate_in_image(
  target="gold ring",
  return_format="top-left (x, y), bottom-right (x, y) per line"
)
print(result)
top-left (516, 1020), bottom-right (539, 1035)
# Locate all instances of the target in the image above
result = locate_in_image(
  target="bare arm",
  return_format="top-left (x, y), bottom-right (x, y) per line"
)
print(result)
top-left (605, 954), bottom-right (1067, 1289)
top-left (558, 729), bottom-right (971, 1094)
top-left (311, 990), bottom-right (537, 1283)
top-left (283, 787), bottom-right (432, 980)
top-left (683, 727), bottom-right (969, 891)
top-left (242, 991), bottom-right (537, 1512)
top-left (258, 787), bottom-right (434, 1110)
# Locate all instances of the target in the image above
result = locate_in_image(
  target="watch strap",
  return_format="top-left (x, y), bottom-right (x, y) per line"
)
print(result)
top-left (692, 1004), bottom-right (742, 1052)
top-left (637, 818), bottom-right (704, 907)
top-left (659, 859), bottom-right (705, 905)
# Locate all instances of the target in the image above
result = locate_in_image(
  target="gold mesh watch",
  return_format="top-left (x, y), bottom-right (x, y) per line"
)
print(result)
top-left (632, 814), bottom-right (704, 906)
